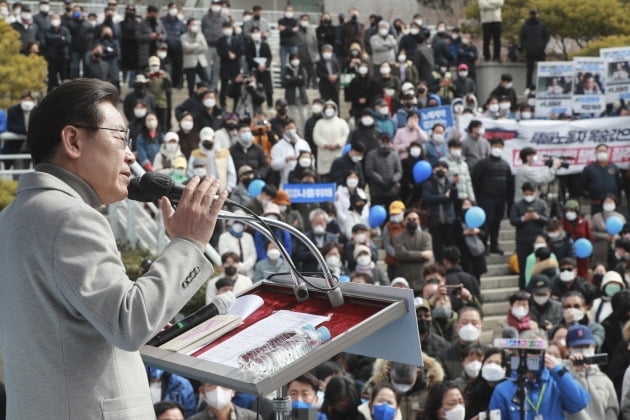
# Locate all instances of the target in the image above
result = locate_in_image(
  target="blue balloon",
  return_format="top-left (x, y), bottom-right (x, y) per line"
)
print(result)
top-left (342, 144), bottom-right (352, 155)
top-left (413, 160), bottom-right (432, 183)
top-left (368, 205), bottom-right (387, 228)
top-left (606, 215), bottom-right (623, 235)
top-left (248, 179), bottom-right (266, 198)
top-left (574, 238), bottom-right (593, 258)
top-left (465, 206), bottom-right (486, 229)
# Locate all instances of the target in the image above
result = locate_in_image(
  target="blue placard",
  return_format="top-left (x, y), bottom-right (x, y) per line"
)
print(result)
top-left (419, 106), bottom-right (454, 135)
top-left (282, 183), bottom-right (335, 203)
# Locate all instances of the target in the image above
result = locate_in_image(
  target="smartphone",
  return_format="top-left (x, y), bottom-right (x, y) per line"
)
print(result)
top-left (572, 353), bottom-right (608, 366)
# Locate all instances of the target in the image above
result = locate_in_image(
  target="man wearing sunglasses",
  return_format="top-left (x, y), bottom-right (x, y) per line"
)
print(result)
top-left (0, 79), bottom-right (227, 419)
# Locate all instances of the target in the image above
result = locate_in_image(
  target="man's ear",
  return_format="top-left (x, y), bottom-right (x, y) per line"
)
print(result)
top-left (59, 125), bottom-right (83, 160)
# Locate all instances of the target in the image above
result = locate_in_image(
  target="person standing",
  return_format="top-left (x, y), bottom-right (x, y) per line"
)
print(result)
top-left (278, 5), bottom-right (300, 84)
top-left (461, 120), bottom-right (490, 171)
top-left (245, 27), bottom-right (273, 108)
top-left (581, 143), bottom-right (621, 214)
top-left (312, 101), bottom-right (349, 180)
top-left (135, 6), bottom-right (167, 77)
top-left (43, 13), bottom-right (72, 92)
top-left (0, 79), bottom-right (228, 419)
top-left (181, 18), bottom-right (209, 98)
top-left (216, 21), bottom-right (244, 108)
top-left (201, 0), bottom-right (230, 90)
top-left (316, 44), bottom-right (341, 106)
top-left (479, 0), bottom-right (503, 62)
top-left (296, 14), bottom-right (320, 90)
top-left (161, 2), bottom-right (186, 89)
top-left (365, 133), bottom-right (403, 207)
top-left (520, 8), bottom-right (550, 90)
top-left (393, 209), bottom-right (434, 293)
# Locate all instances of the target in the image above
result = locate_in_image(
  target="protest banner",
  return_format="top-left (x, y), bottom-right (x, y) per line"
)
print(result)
top-left (572, 57), bottom-right (607, 114)
top-left (419, 106), bottom-right (454, 136)
top-left (282, 183), bottom-right (335, 203)
top-left (481, 116), bottom-right (630, 174)
top-left (600, 46), bottom-right (630, 104)
top-left (535, 61), bottom-right (574, 118)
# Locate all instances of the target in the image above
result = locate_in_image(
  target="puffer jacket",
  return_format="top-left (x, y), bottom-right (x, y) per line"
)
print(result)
top-left (312, 100), bottom-right (350, 174)
top-left (471, 155), bottom-right (512, 199)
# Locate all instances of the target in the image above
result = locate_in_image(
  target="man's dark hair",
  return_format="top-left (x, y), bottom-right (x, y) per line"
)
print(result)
top-left (312, 360), bottom-right (344, 381)
top-left (489, 137), bottom-right (504, 146)
top-left (221, 251), bottom-right (241, 264)
top-left (447, 139), bottom-right (462, 149)
top-left (534, 246), bottom-right (551, 260)
top-left (350, 271), bottom-right (374, 284)
top-left (154, 401), bottom-right (185, 417)
top-left (442, 246), bottom-right (461, 264)
top-left (350, 140), bottom-right (365, 153)
top-left (562, 290), bottom-right (585, 305)
top-left (509, 290), bottom-right (531, 305)
top-left (423, 263), bottom-right (446, 279)
top-left (468, 119), bottom-right (482, 131)
top-left (519, 147), bottom-right (536, 163)
top-left (282, 118), bottom-right (296, 128)
top-left (215, 277), bottom-right (235, 290)
top-left (288, 373), bottom-right (319, 393)
top-left (28, 78), bottom-right (119, 164)
top-left (262, 184), bottom-right (277, 198)
top-left (559, 257), bottom-right (576, 267)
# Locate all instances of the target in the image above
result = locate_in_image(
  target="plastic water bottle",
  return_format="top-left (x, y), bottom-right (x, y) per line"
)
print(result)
top-left (238, 325), bottom-right (331, 378)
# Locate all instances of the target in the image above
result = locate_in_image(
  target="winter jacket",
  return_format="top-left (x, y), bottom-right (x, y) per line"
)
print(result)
top-left (509, 197), bottom-right (549, 245)
top-left (580, 161), bottom-right (622, 204)
top-left (135, 17), bottom-right (166, 68)
top-left (424, 140), bottom-right (448, 165)
top-left (346, 75), bottom-right (379, 118)
top-left (278, 16), bottom-right (299, 46)
top-left (347, 124), bottom-right (381, 155)
top-left (440, 153), bottom-right (475, 201)
top-left (472, 155), bottom-right (513, 199)
top-left (296, 26), bottom-right (319, 64)
top-left (520, 17), bottom-right (550, 55)
top-left (329, 154), bottom-right (365, 188)
top-left (270, 136), bottom-right (312, 185)
top-left (478, 0), bottom-right (503, 23)
top-left (529, 298), bottom-right (563, 328)
top-left (229, 142), bottom-right (270, 180)
top-left (369, 33), bottom-right (397, 66)
top-left (201, 12), bottom-right (229, 47)
top-left (283, 64), bottom-right (309, 105)
top-left (161, 15), bottom-right (185, 50)
top-left (544, 231), bottom-right (575, 261)
top-left (44, 25), bottom-right (72, 61)
top-left (488, 366), bottom-right (589, 420)
top-left (462, 134), bottom-right (490, 170)
top-left (363, 356), bottom-right (444, 420)
top-left (365, 147), bottom-right (403, 199)
top-left (514, 164), bottom-right (556, 203)
top-left (181, 30), bottom-right (208, 69)
top-left (160, 373), bottom-right (197, 417)
top-left (393, 229), bottom-right (433, 291)
top-left (374, 112), bottom-right (397, 138)
top-left (313, 101), bottom-right (349, 174)
top-left (422, 176), bottom-right (458, 227)
top-left (566, 364), bottom-right (618, 420)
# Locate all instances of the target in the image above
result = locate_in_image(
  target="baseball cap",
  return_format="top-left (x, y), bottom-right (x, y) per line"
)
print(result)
top-left (566, 325), bottom-right (595, 347)
top-left (353, 244), bottom-right (371, 259)
top-left (164, 132), bottom-right (179, 142)
top-left (351, 223), bottom-right (369, 233)
top-left (564, 200), bottom-right (579, 210)
top-left (457, 63), bottom-right (468, 71)
top-left (391, 277), bottom-right (409, 288)
top-left (273, 190), bottom-right (291, 206)
top-left (275, 98), bottom-right (287, 107)
top-left (237, 165), bottom-right (254, 177)
top-left (148, 56), bottom-right (160, 66)
top-left (173, 156), bottom-right (187, 169)
top-left (389, 200), bottom-right (405, 215)
top-left (529, 275), bottom-right (550, 294)
top-left (134, 74), bottom-right (148, 84)
top-left (414, 297), bottom-right (431, 312)
top-left (199, 127), bottom-right (214, 140)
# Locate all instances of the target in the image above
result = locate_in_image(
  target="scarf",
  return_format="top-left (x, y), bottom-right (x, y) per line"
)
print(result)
top-left (507, 310), bottom-right (532, 332)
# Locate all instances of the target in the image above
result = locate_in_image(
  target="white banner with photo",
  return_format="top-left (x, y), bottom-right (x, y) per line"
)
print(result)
top-left (572, 57), bottom-right (607, 114)
top-left (535, 61), bottom-right (574, 118)
top-left (481, 116), bottom-right (630, 174)
top-left (600, 46), bottom-right (630, 104)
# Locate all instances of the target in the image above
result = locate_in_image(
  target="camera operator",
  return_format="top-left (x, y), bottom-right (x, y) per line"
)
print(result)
top-left (566, 324), bottom-right (618, 419)
top-left (229, 72), bottom-right (266, 121)
top-left (514, 147), bottom-right (561, 203)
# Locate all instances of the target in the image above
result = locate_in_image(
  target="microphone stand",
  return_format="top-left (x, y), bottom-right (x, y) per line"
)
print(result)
top-left (217, 211), bottom-right (344, 308)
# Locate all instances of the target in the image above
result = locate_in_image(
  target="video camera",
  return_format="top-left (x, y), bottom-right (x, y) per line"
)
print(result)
top-left (543, 154), bottom-right (573, 169)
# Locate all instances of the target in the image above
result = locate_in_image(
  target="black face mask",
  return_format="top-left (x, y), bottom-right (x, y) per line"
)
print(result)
top-left (592, 273), bottom-right (604, 285)
top-left (418, 319), bottom-right (431, 335)
top-left (93, 53), bottom-right (102, 60)
top-left (224, 266), bottom-right (237, 276)
top-left (418, 87), bottom-right (426, 95)
top-left (355, 204), bottom-right (365, 214)
top-left (278, 107), bottom-right (288, 116)
top-left (406, 221), bottom-right (417, 233)
top-left (202, 140), bottom-right (214, 150)
top-left (242, 177), bottom-right (254, 187)
top-left (254, 14), bottom-right (261, 20)
top-left (435, 169), bottom-right (446, 178)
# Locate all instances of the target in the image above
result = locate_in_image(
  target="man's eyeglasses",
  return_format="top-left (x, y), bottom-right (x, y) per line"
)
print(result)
top-left (74, 125), bottom-right (132, 149)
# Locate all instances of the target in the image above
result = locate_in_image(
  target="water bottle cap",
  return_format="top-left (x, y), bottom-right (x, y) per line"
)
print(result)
top-left (303, 324), bottom-right (316, 331)
top-left (339, 275), bottom-right (351, 282)
top-left (317, 326), bottom-right (331, 342)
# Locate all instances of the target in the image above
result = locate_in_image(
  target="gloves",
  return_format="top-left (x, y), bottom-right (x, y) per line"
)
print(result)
top-left (212, 290), bottom-right (236, 314)
top-left (143, 162), bottom-right (153, 172)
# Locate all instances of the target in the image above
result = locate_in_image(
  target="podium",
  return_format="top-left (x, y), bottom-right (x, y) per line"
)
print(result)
top-left (141, 278), bottom-right (422, 397)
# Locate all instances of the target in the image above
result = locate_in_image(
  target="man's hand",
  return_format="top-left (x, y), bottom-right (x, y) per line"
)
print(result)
top-left (161, 176), bottom-right (227, 247)
top-left (544, 353), bottom-right (561, 371)
top-left (568, 353), bottom-right (588, 372)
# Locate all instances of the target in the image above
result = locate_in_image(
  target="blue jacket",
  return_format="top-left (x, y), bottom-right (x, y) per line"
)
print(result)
top-left (162, 373), bottom-right (197, 418)
top-left (394, 106), bottom-right (421, 128)
top-left (254, 228), bottom-right (292, 259)
top-left (374, 112), bottom-right (396, 137)
top-left (488, 366), bottom-right (589, 420)
top-left (424, 140), bottom-right (447, 165)
top-left (0, 109), bottom-right (6, 133)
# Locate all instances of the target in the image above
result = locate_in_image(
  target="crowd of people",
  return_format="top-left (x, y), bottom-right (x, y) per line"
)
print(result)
top-left (3, 1), bottom-right (630, 420)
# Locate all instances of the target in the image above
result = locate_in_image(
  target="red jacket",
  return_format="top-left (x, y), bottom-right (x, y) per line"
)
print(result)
top-left (563, 216), bottom-right (592, 241)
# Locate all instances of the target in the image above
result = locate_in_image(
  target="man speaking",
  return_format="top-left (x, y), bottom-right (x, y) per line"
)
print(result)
top-left (0, 79), bottom-right (227, 419)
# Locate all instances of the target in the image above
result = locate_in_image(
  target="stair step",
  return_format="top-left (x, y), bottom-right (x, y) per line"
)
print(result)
top-left (482, 286), bottom-right (520, 302)
top-left (485, 263), bottom-right (512, 277)
top-left (483, 315), bottom-right (507, 334)
top-left (481, 301), bottom-right (511, 317)
top-left (480, 274), bottom-right (519, 290)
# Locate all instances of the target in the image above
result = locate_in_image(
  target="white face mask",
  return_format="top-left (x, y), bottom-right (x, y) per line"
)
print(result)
top-left (211, 5), bottom-right (222, 13)
top-left (20, 100), bottom-right (35, 112)
top-left (157, 51), bottom-right (168, 60)
top-left (410, 28), bottom-right (419, 35)
top-left (300, 20), bottom-right (309, 27)
top-left (351, 155), bottom-right (363, 163)
top-left (564, 307), bottom-right (584, 322)
top-left (193, 167), bottom-right (207, 177)
top-left (290, 59), bottom-right (300, 67)
top-left (286, 128), bottom-right (297, 139)
top-left (528, 98), bottom-right (536, 107)
top-left (380, 66), bottom-right (391, 76)
top-left (432, 134), bottom-right (445, 144)
top-left (533, 295), bottom-right (549, 306)
top-left (385, 88), bottom-right (395, 97)
top-left (488, 104), bottom-right (499, 113)
top-left (285, 11), bottom-right (294, 18)
top-left (204, 387), bottom-right (232, 410)
top-left (499, 102), bottom-right (511, 110)
top-left (565, 211), bottom-right (577, 221)
top-left (458, 71), bottom-right (468, 78)
top-left (398, 54), bottom-right (407, 63)
top-left (458, 323), bottom-right (480, 342)
top-left (326, 255), bottom-right (340, 267)
top-left (490, 148), bottom-right (503, 158)
top-left (451, 149), bottom-right (462, 158)
top-left (511, 306), bottom-right (528, 320)
top-left (379, 28), bottom-right (389, 36)
top-left (346, 177), bottom-right (359, 188)
top-left (391, 381), bottom-right (413, 394)
top-left (149, 65), bottom-right (160, 73)
top-left (251, 33), bottom-right (261, 42)
top-left (379, 107), bottom-right (390, 116)
top-left (50, 19), bottom-right (61, 27)
top-left (505, 82), bottom-right (513, 89)
top-left (521, 112), bottom-right (532, 120)
top-left (267, 249), bottom-right (281, 261)
top-left (464, 360), bottom-right (482, 378)
top-left (165, 143), bottom-right (178, 153)
top-left (597, 151), bottom-right (608, 162)
top-left (410, 147), bottom-right (422, 158)
top-left (40, 4), bottom-right (50, 13)
top-left (481, 363), bottom-right (505, 382)
top-left (312, 103), bottom-right (323, 114)
top-left (523, 194), bottom-right (536, 203)
top-left (222, 29), bottom-right (233, 37)
top-left (570, 347), bottom-right (595, 357)
top-left (603, 203), bottom-right (616, 212)
top-left (355, 233), bottom-right (367, 243)
top-left (357, 255), bottom-right (371, 266)
top-left (203, 98), bottom-right (216, 108)
top-left (560, 270), bottom-right (575, 282)
top-left (134, 108), bottom-right (147, 118)
top-left (390, 214), bottom-right (404, 224)
top-left (299, 158), bottom-right (312, 168)
top-left (324, 108), bottom-right (336, 118)
top-left (146, 119), bottom-right (158, 130)
top-left (313, 225), bottom-right (326, 235)
top-left (358, 66), bottom-right (368, 75)
top-left (180, 120), bottom-right (194, 131)
top-left (169, 8), bottom-right (178, 16)
top-left (322, 51), bottom-right (333, 60)
top-left (361, 116), bottom-right (374, 126)
top-left (444, 404), bottom-right (465, 420)
top-left (190, 24), bottom-right (200, 33)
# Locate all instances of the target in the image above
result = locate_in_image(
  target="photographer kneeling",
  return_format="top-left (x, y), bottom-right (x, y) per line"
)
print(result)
top-left (514, 147), bottom-right (561, 203)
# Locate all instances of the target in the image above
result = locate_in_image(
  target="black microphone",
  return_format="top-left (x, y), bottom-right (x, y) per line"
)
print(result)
top-left (146, 301), bottom-right (222, 347)
top-left (127, 172), bottom-right (185, 203)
